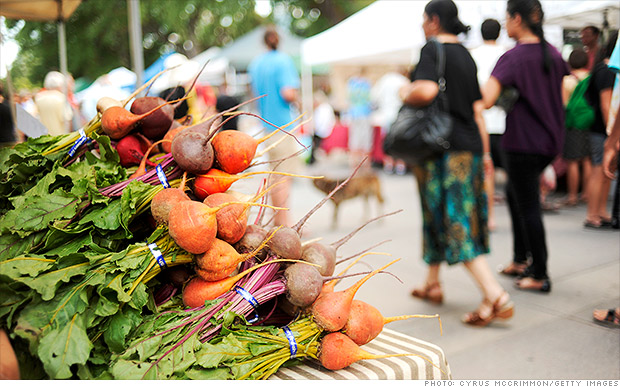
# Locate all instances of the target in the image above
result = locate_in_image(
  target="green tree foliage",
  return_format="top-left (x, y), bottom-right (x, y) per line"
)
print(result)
top-left (5, 0), bottom-right (264, 87)
top-left (272, 0), bottom-right (375, 37)
top-left (4, 0), bottom-right (374, 89)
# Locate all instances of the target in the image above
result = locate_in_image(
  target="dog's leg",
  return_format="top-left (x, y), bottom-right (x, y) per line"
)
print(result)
top-left (362, 195), bottom-right (370, 223)
top-left (332, 203), bottom-right (339, 230)
top-left (375, 181), bottom-right (385, 224)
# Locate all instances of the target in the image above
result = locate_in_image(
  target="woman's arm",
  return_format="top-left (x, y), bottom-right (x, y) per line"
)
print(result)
top-left (599, 88), bottom-right (613, 127)
top-left (603, 103), bottom-right (620, 179)
top-left (399, 80), bottom-right (439, 107)
top-left (481, 76), bottom-right (502, 110)
top-left (473, 100), bottom-right (490, 154)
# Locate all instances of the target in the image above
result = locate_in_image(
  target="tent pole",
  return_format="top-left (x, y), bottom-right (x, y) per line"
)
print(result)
top-left (301, 62), bottom-right (313, 136)
top-left (57, 16), bottom-right (71, 133)
top-left (127, 0), bottom-right (144, 91)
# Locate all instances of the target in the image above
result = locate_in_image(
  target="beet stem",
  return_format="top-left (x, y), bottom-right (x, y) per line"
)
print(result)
top-left (336, 239), bottom-right (392, 265)
top-left (331, 209), bottom-right (403, 250)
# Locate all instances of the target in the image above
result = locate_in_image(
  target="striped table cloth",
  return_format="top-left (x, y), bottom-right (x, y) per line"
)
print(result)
top-left (270, 328), bottom-right (452, 380)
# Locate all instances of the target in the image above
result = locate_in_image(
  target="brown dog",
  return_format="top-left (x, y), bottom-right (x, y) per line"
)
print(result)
top-left (312, 171), bottom-right (385, 229)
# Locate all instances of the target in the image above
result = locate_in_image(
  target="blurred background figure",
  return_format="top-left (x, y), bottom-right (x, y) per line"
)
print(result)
top-left (470, 18), bottom-right (508, 231)
top-left (346, 69), bottom-right (373, 169)
top-left (159, 86), bottom-right (189, 120)
top-left (248, 26), bottom-right (301, 227)
top-left (309, 89), bottom-right (336, 164)
top-left (406, 0), bottom-right (512, 327)
top-left (482, 0), bottom-right (569, 292)
top-left (34, 71), bottom-right (73, 136)
top-left (583, 32), bottom-right (618, 229)
top-left (560, 48), bottom-right (592, 207)
top-left (319, 110), bottom-right (349, 157)
top-left (215, 93), bottom-right (241, 131)
top-left (370, 67), bottom-right (410, 175)
top-left (0, 82), bottom-right (17, 148)
top-left (581, 25), bottom-right (601, 71)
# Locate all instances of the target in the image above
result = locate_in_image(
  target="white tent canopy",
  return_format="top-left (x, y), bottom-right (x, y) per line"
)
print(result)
top-left (545, 0), bottom-right (619, 30)
top-left (300, 0), bottom-right (593, 68)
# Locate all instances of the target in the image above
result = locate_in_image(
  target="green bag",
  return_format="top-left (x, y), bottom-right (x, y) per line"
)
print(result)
top-left (565, 75), bottom-right (595, 131)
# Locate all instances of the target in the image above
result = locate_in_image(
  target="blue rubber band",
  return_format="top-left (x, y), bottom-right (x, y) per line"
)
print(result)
top-left (68, 129), bottom-right (88, 157)
top-left (234, 286), bottom-right (260, 323)
top-left (282, 326), bottom-right (297, 359)
top-left (156, 164), bottom-right (170, 188)
top-left (148, 243), bottom-right (167, 268)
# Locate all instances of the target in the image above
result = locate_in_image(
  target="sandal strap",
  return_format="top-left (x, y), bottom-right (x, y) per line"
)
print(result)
top-left (491, 291), bottom-right (510, 313)
top-left (605, 309), bottom-right (616, 322)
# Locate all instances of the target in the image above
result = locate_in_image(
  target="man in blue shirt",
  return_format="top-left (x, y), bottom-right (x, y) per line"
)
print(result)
top-left (249, 27), bottom-right (301, 227)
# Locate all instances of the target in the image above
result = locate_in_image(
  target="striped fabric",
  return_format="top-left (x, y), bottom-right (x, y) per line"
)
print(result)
top-left (270, 329), bottom-right (452, 380)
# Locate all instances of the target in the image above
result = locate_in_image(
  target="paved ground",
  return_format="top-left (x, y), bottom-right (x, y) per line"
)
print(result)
top-left (241, 160), bottom-right (619, 380)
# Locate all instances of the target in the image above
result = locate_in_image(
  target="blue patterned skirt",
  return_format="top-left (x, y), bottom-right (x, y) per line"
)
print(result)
top-left (413, 152), bottom-right (489, 265)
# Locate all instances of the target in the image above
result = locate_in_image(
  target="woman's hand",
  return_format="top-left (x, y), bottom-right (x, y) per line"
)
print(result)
top-left (481, 76), bottom-right (502, 109)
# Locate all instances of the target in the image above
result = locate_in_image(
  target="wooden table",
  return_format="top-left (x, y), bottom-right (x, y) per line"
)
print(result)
top-left (270, 328), bottom-right (452, 380)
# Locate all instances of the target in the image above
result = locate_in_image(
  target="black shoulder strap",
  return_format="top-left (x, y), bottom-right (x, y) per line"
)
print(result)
top-left (430, 38), bottom-right (449, 110)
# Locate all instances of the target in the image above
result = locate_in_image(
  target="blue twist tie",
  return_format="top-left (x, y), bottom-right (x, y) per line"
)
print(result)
top-left (234, 286), bottom-right (260, 323)
top-left (68, 129), bottom-right (88, 157)
top-left (148, 243), bottom-right (166, 268)
top-left (156, 164), bottom-right (170, 188)
top-left (282, 326), bottom-right (297, 359)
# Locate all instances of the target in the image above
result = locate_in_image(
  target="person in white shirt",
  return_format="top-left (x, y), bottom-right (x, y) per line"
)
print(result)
top-left (34, 71), bottom-right (73, 136)
top-left (470, 18), bottom-right (507, 231)
top-left (370, 68), bottom-right (410, 175)
top-left (310, 90), bottom-right (336, 164)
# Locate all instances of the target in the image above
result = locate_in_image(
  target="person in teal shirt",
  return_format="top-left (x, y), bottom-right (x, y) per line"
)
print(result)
top-left (248, 27), bottom-right (301, 227)
top-left (249, 27), bottom-right (300, 131)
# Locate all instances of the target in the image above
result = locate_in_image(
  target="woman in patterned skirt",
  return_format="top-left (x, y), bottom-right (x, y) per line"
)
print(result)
top-left (403, 0), bottom-right (513, 326)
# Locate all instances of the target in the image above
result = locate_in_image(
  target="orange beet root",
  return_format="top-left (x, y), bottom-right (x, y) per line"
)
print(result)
top-left (318, 332), bottom-right (444, 373)
top-left (211, 130), bottom-right (258, 174)
top-left (311, 259), bottom-right (399, 332)
top-left (167, 200), bottom-right (220, 254)
top-left (203, 192), bottom-right (248, 244)
top-left (344, 300), bottom-right (441, 346)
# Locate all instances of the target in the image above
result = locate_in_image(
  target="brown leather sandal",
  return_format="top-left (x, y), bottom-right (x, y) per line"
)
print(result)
top-left (411, 282), bottom-right (443, 304)
top-left (498, 262), bottom-right (527, 277)
top-left (462, 292), bottom-right (514, 327)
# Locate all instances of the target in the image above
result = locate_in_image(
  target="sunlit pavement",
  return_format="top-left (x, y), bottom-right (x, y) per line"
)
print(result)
top-left (241, 162), bottom-right (619, 380)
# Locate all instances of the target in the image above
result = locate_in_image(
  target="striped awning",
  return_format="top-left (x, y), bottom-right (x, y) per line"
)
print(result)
top-left (270, 328), bottom-right (452, 380)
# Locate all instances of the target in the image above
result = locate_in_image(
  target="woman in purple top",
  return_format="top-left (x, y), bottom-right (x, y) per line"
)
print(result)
top-left (482, 0), bottom-right (569, 293)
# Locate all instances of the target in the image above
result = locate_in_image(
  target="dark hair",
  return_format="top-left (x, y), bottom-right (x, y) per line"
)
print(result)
top-left (424, 0), bottom-right (471, 36)
top-left (481, 19), bottom-right (501, 41)
top-left (264, 26), bottom-right (279, 50)
top-left (159, 86), bottom-right (188, 119)
top-left (594, 30), bottom-right (618, 65)
top-left (568, 48), bottom-right (588, 70)
top-left (581, 25), bottom-right (601, 37)
top-left (216, 94), bottom-right (240, 130)
top-left (507, 0), bottom-right (551, 73)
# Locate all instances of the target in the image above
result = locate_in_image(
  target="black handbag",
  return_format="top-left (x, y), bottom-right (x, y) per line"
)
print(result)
top-left (383, 39), bottom-right (452, 165)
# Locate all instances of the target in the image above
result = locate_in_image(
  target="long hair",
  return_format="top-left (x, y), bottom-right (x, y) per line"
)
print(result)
top-left (507, 0), bottom-right (551, 73)
top-left (424, 0), bottom-right (471, 36)
top-left (594, 30), bottom-right (618, 66)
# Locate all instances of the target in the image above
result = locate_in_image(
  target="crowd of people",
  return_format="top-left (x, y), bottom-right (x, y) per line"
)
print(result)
top-left (302, 0), bottom-right (619, 328)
